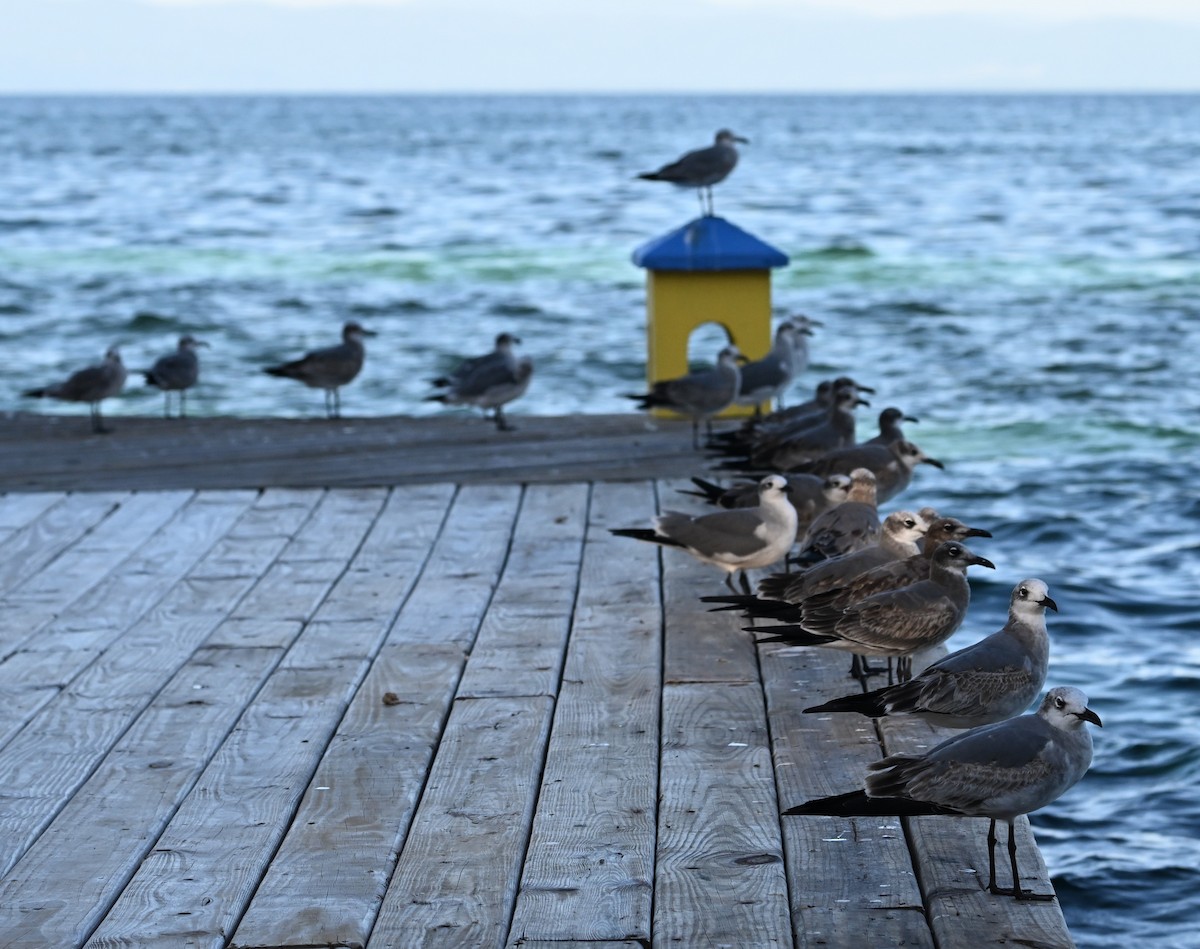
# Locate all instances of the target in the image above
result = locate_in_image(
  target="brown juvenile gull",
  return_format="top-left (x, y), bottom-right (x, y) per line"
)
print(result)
top-left (426, 332), bottom-right (534, 431)
top-left (750, 541), bottom-right (996, 683)
top-left (806, 578), bottom-right (1056, 728)
top-left (23, 345), bottom-right (127, 434)
top-left (628, 344), bottom-right (742, 449)
top-left (637, 129), bottom-right (748, 216)
top-left (785, 686), bottom-right (1101, 901)
top-left (264, 321), bottom-right (375, 419)
top-left (794, 511), bottom-right (993, 615)
top-left (610, 474), bottom-right (797, 594)
top-left (793, 467), bottom-right (880, 565)
top-left (144, 334), bottom-right (208, 419)
top-left (702, 509), bottom-right (928, 619)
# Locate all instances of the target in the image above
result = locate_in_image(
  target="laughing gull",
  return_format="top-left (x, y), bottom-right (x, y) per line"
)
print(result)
top-left (637, 129), bottom-right (748, 216)
top-left (805, 578), bottom-right (1055, 728)
top-left (426, 332), bottom-right (534, 431)
top-left (794, 467), bottom-right (880, 564)
top-left (628, 345), bottom-right (742, 449)
top-left (264, 321), bottom-right (375, 419)
top-left (702, 509), bottom-right (928, 619)
top-left (785, 513), bottom-right (993, 618)
top-left (611, 474), bottom-right (797, 593)
top-left (144, 334), bottom-right (207, 419)
top-left (735, 322), bottom-right (800, 411)
top-left (738, 385), bottom-right (871, 472)
top-left (785, 686), bottom-right (1101, 901)
top-left (23, 345), bottom-right (127, 434)
top-left (797, 439), bottom-right (944, 504)
top-left (751, 541), bottom-right (997, 683)
top-left (682, 471), bottom-right (850, 536)
top-left (864, 407), bottom-right (918, 447)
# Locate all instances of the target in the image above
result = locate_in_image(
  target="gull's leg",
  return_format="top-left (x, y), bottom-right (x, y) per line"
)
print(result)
top-left (724, 571), bottom-right (739, 594)
top-left (180, 389), bottom-right (187, 419)
top-left (739, 570), bottom-right (752, 595)
top-left (987, 819), bottom-right (1000, 892)
top-left (691, 419), bottom-right (700, 450)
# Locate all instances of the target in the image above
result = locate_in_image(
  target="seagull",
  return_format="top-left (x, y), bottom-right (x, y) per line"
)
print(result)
top-left (863, 407), bottom-right (919, 447)
top-left (795, 438), bottom-right (944, 505)
top-left (785, 314), bottom-right (821, 381)
top-left (793, 467), bottom-right (880, 564)
top-left (637, 129), bottom-right (748, 216)
top-left (805, 578), bottom-right (1056, 728)
top-left (264, 321), bottom-right (375, 419)
top-left (785, 686), bottom-right (1102, 901)
top-left (425, 332), bottom-right (534, 431)
top-left (772, 512), bottom-right (993, 625)
top-left (144, 334), bottom-right (208, 419)
top-left (23, 345), bottom-right (127, 434)
top-left (628, 345), bottom-right (742, 449)
top-left (610, 474), bottom-right (797, 593)
top-left (681, 470), bottom-right (851, 537)
top-left (751, 541), bottom-right (996, 683)
top-left (702, 509), bottom-right (929, 618)
top-left (735, 322), bottom-right (800, 412)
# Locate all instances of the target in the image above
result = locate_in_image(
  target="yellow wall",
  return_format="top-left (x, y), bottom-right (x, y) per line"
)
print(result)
top-left (645, 270), bottom-right (773, 418)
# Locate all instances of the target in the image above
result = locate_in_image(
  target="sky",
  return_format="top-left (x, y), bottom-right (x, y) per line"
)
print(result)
top-left (3, 0), bottom-right (1200, 93)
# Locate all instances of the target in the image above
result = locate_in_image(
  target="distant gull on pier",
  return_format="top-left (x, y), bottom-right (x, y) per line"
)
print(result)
top-left (425, 332), bottom-right (534, 431)
top-left (264, 321), bottom-right (375, 419)
top-left (735, 321), bottom-right (802, 412)
top-left (794, 466), bottom-right (880, 564)
top-left (751, 540), bottom-right (996, 684)
top-left (611, 473), bottom-right (797, 594)
top-left (23, 345), bottom-right (127, 434)
top-left (628, 344), bottom-right (743, 449)
top-left (785, 685), bottom-right (1101, 901)
top-left (638, 129), bottom-right (748, 216)
top-left (805, 578), bottom-right (1055, 728)
top-left (144, 334), bottom-right (208, 419)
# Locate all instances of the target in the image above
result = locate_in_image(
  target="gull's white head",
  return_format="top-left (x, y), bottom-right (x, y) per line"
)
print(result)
top-left (1040, 686), bottom-right (1102, 729)
top-left (1011, 578), bottom-right (1058, 617)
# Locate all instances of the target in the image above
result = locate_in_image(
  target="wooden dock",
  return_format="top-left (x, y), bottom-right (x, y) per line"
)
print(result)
top-left (0, 472), bottom-right (1076, 947)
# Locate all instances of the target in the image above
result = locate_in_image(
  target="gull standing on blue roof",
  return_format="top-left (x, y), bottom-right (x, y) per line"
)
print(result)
top-left (638, 129), bottom-right (748, 216)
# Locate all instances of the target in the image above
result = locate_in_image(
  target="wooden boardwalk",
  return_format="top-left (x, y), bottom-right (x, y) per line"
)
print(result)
top-left (0, 480), bottom-right (1076, 948)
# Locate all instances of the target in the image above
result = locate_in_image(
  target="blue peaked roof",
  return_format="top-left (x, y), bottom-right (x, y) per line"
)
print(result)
top-left (632, 215), bottom-right (789, 272)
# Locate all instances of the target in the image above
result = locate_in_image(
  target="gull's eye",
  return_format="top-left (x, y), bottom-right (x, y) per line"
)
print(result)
top-left (904, 519), bottom-right (916, 528)
top-left (1018, 587), bottom-right (1029, 598)
top-left (1054, 696), bottom-right (1065, 709)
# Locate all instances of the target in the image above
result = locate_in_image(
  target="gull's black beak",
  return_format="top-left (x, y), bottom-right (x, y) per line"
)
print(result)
top-left (1040, 594), bottom-right (1059, 612)
top-left (971, 555), bottom-right (997, 570)
top-left (856, 383), bottom-right (876, 394)
top-left (922, 457), bottom-right (945, 469)
top-left (904, 415), bottom-right (920, 423)
top-left (855, 398), bottom-right (871, 407)
top-left (1079, 707), bottom-right (1103, 727)
top-left (964, 526), bottom-right (992, 538)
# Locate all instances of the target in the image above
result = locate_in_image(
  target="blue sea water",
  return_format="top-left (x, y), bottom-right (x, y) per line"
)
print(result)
top-left (1, 94), bottom-right (1199, 947)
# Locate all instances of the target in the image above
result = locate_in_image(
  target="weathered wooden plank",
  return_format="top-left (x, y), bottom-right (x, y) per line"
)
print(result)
top-left (0, 414), bottom-right (705, 492)
top-left (506, 481), bottom-right (661, 946)
top-left (0, 644), bottom-right (285, 949)
top-left (0, 491), bottom-right (247, 663)
top-left (879, 717), bottom-right (1077, 949)
top-left (455, 482), bottom-right (590, 699)
top-left (231, 486), bottom-right (518, 949)
top-left (0, 492), bottom-right (324, 880)
top-left (0, 492), bottom-right (61, 537)
top-left (655, 479), bottom-right (765, 685)
top-left (228, 642), bottom-right (464, 949)
top-left (762, 644), bottom-right (933, 949)
top-left (375, 482), bottom-right (522, 649)
top-left (82, 489), bottom-right (444, 948)
top-left (368, 695), bottom-right (556, 949)
top-left (0, 491), bottom-right (128, 597)
top-left (654, 681), bottom-right (793, 948)
top-left (0, 490), bottom-right (193, 656)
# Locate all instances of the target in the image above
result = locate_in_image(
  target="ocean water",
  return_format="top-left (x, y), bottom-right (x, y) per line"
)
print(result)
top-left (1, 94), bottom-right (1199, 946)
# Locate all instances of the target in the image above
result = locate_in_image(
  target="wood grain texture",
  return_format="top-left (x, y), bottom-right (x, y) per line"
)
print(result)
top-left (654, 681), bottom-right (792, 948)
top-left (761, 644), bottom-right (934, 949)
top-left (369, 695), bottom-right (556, 949)
top-left (455, 482), bottom-right (590, 700)
top-left (506, 481), bottom-right (661, 946)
